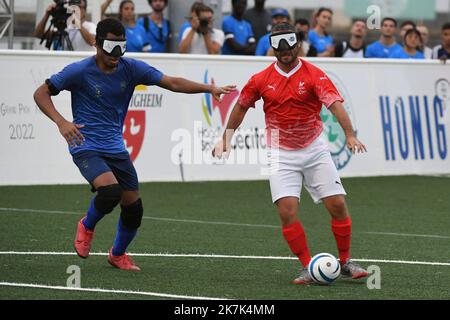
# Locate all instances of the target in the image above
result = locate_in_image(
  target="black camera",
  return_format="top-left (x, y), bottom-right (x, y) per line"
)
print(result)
top-left (40, 0), bottom-right (82, 50)
top-left (50, 0), bottom-right (81, 29)
top-left (199, 18), bottom-right (209, 28)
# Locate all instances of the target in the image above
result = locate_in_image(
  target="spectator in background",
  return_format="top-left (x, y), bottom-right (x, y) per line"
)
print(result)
top-left (179, 4), bottom-right (224, 54)
top-left (101, 0), bottom-right (148, 52)
top-left (390, 28), bottom-right (424, 59)
top-left (295, 18), bottom-right (317, 57)
top-left (255, 9), bottom-right (290, 56)
top-left (417, 24), bottom-right (432, 59)
top-left (138, 0), bottom-right (171, 53)
top-left (432, 23), bottom-right (450, 61)
top-left (178, 1), bottom-right (203, 45)
top-left (34, 0), bottom-right (96, 51)
top-left (243, 0), bottom-right (271, 42)
top-left (222, 0), bottom-right (256, 55)
top-left (335, 20), bottom-right (367, 58)
top-left (101, 0), bottom-right (113, 20)
top-left (365, 17), bottom-right (402, 58)
top-left (400, 20), bottom-right (416, 40)
top-left (308, 8), bottom-right (335, 57)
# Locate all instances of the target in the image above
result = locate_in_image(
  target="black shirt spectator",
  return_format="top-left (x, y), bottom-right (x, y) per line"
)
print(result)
top-left (295, 18), bottom-right (317, 57)
top-left (222, 0), bottom-right (256, 55)
top-left (335, 20), bottom-right (367, 58)
top-left (243, 0), bottom-right (271, 42)
top-left (432, 22), bottom-right (450, 61)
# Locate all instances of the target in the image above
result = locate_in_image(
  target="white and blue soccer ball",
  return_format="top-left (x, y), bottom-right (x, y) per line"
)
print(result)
top-left (308, 253), bottom-right (341, 284)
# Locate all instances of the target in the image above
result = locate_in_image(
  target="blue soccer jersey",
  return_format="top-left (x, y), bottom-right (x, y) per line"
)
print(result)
top-left (389, 48), bottom-right (425, 59)
top-left (125, 24), bottom-right (148, 52)
top-left (48, 56), bottom-right (163, 155)
top-left (137, 16), bottom-right (171, 53)
top-left (365, 40), bottom-right (403, 58)
top-left (255, 33), bottom-right (270, 56)
top-left (222, 15), bottom-right (255, 55)
top-left (308, 30), bottom-right (334, 54)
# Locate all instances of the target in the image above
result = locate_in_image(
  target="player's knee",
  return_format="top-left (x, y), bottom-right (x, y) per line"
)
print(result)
top-left (94, 184), bottom-right (122, 214)
top-left (120, 198), bottom-right (143, 229)
top-left (277, 199), bottom-right (298, 217)
top-left (326, 196), bottom-right (348, 218)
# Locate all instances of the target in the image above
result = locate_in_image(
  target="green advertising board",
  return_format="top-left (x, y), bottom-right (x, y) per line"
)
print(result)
top-left (344, 0), bottom-right (436, 20)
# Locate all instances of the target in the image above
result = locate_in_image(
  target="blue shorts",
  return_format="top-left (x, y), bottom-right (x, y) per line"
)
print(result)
top-left (72, 151), bottom-right (139, 191)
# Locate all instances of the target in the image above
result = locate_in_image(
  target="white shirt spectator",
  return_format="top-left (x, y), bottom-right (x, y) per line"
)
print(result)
top-left (67, 21), bottom-right (97, 51)
top-left (181, 27), bottom-right (224, 54)
top-left (423, 46), bottom-right (432, 59)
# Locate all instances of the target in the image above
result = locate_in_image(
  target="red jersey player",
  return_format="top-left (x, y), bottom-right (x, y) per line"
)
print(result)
top-left (213, 23), bottom-right (368, 284)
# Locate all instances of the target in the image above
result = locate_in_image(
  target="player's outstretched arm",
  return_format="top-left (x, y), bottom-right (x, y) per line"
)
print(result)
top-left (33, 84), bottom-right (85, 147)
top-left (329, 101), bottom-right (367, 154)
top-left (212, 102), bottom-right (248, 158)
top-left (158, 75), bottom-right (236, 102)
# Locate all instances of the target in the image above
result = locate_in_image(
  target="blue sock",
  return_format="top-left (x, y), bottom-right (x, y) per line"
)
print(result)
top-left (82, 197), bottom-right (105, 231)
top-left (112, 218), bottom-right (137, 256)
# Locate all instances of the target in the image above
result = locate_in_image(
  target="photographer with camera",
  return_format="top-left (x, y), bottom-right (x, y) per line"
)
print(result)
top-left (178, 4), bottom-right (224, 55)
top-left (34, 0), bottom-right (96, 51)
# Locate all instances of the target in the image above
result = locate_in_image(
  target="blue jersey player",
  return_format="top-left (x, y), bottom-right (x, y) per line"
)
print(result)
top-left (33, 18), bottom-right (235, 271)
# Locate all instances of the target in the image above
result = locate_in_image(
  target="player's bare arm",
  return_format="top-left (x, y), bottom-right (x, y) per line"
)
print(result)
top-left (212, 102), bottom-right (248, 158)
top-left (158, 75), bottom-right (236, 102)
top-left (33, 83), bottom-right (85, 148)
top-left (79, 24), bottom-right (96, 46)
top-left (329, 101), bottom-right (367, 154)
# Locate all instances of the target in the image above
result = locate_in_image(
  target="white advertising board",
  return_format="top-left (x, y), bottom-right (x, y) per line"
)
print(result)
top-left (0, 50), bottom-right (449, 185)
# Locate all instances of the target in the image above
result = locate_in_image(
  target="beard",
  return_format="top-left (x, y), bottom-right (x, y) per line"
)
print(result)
top-left (277, 49), bottom-right (298, 65)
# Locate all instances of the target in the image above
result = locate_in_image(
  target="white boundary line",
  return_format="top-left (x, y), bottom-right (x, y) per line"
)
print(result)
top-left (0, 251), bottom-right (449, 266)
top-left (0, 207), bottom-right (279, 229)
top-left (0, 282), bottom-right (229, 300)
top-left (362, 231), bottom-right (450, 239)
top-left (1, 207), bottom-right (450, 239)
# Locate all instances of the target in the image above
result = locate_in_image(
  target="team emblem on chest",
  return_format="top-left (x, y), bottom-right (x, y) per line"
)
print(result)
top-left (120, 81), bottom-right (127, 92)
top-left (298, 81), bottom-right (307, 95)
top-left (94, 85), bottom-right (102, 98)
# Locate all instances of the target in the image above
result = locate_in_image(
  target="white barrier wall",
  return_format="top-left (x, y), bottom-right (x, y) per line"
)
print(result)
top-left (1, 50), bottom-right (449, 185)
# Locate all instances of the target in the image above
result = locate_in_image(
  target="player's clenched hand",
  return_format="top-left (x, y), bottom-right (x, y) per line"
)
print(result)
top-left (346, 135), bottom-right (367, 154)
top-left (57, 119), bottom-right (85, 147)
top-left (211, 85), bottom-right (237, 102)
top-left (212, 139), bottom-right (230, 159)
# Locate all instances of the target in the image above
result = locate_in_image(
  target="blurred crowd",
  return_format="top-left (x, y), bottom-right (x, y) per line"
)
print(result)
top-left (34, 0), bottom-right (450, 60)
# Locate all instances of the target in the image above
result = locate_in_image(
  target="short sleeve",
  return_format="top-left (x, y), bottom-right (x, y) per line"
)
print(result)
top-left (313, 70), bottom-right (344, 109)
top-left (255, 36), bottom-right (269, 56)
top-left (247, 22), bottom-right (256, 43)
top-left (85, 21), bottom-right (96, 35)
top-left (212, 29), bottom-right (225, 47)
top-left (47, 62), bottom-right (81, 94)
top-left (238, 75), bottom-right (261, 109)
top-left (181, 27), bottom-right (192, 41)
top-left (177, 23), bottom-right (188, 43)
top-left (334, 41), bottom-right (344, 57)
top-left (133, 59), bottom-right (164, 86)
top-left (222, 17), bottom-right (235, 40)
top-left (365, 43), bottom-right (375, 58)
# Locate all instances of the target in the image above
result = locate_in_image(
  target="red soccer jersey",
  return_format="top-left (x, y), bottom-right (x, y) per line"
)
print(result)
top-left (238, 58), bottom-right (344, 150)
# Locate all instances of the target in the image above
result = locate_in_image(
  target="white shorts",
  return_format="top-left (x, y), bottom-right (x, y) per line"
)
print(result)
top-left (268, 136), bottom-right (346, 204)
